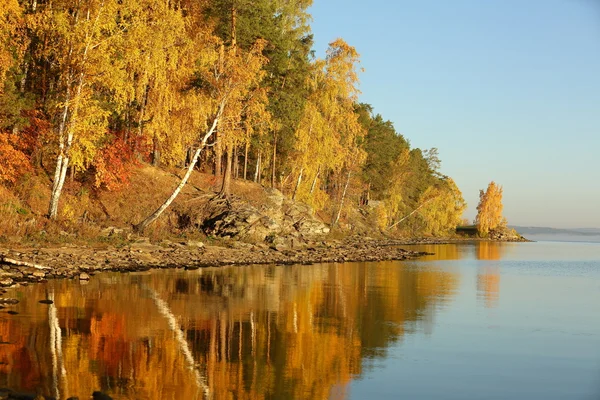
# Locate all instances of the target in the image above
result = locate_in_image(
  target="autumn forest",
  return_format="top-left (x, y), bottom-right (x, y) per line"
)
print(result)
top-left (0, 0), bottom-right (492, 240)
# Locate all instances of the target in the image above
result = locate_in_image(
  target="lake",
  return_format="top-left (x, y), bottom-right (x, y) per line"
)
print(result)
top-left (0, 241), bottom-right (599, 399)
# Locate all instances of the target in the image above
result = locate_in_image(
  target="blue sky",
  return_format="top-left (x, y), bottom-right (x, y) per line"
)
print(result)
top-left (309, 0), bottom-right (600, 228)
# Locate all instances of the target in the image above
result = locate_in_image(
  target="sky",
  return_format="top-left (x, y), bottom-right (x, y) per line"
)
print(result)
top-left (308, 0), bottom-right (600, 229)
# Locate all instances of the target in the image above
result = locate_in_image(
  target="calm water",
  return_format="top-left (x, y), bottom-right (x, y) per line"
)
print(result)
top-left (0, 241), bottom-right (599, 399)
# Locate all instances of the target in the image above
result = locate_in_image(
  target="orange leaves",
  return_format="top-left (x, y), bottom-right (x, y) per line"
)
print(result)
top-left (92, 136), bottom-right (138, 191)
top-left (0, 132), bottom-right (31, 184)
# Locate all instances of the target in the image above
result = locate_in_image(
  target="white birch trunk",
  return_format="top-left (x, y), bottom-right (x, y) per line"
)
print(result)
top-left (309, 166), bottom-right (320, 195)
top-left (134, 101), bottom-right (225, 232)
top-left (253, 151), bottom-right (261, 183)
top-left (333, 171), bottom-right (351, 226)
top-left (387, 197), bottom-right (435, 231)
top-left (48, 5), bottom-right (97, 219)
top-left (292, 167), bottom-right (303, 200)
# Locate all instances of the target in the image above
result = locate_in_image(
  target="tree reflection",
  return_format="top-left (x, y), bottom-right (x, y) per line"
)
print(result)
top-left (0, 261), bottom-right (459, 399)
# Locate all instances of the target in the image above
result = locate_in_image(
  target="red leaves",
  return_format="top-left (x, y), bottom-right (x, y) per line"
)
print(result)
top-left (0, 132), bottom-right (31, 184)
top-left (92, 135), bottom-right (138, 191)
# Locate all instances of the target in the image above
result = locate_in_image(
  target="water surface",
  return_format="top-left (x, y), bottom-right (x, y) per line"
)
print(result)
top-left (0, 241), bottom-right (598, 399)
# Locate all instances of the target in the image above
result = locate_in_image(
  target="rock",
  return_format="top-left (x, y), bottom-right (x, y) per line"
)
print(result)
top-left (32, 271), bottom-right (46, 278)
top-left (0, 278), bottom-right (13, 287)
top-left (92, 392), bottom-right (113, 400)
top-left (79, 273), bottom-right (90, 281)
top-left (100, 226), bottom-right (126, 237)
top-left (185, 240), bottom-right (205, 248)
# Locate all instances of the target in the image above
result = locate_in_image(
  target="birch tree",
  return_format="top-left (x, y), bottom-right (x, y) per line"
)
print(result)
top-left (40, 0), bottom-right (124, 219)
top-left (476, 181), bottom-right (505, 235)
top-left (134, 38), bottom-right (270, 230)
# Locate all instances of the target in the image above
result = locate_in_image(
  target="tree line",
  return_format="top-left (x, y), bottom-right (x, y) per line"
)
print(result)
top-left (1, 0), bottom-right (469, 236)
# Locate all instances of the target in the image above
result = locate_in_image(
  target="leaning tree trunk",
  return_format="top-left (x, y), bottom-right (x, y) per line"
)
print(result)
top-left (309, 166), bottom-right (320, 194)
top-left (333, 171), bottom-right (351, 227)
top-left (387, 197), bottom-right (435, 231)
top-left (292, 167), bottom-right (303, 200)
top-left (134, 102), bottom-right (225, 232)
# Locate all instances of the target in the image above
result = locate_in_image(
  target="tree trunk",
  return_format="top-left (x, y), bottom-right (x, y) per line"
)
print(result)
top-left (134, 84), bottom-right (148, 157)
top-left (219, 143), bottom-right (233, 197)
top-left (243, 141), bottom-right (249, 180)
top-left (48, 5), bottom-right (98, 219)
top-left (292, 167), bottom-right (303, 200)
top-left (387, 197), bottom-right (435, 231)
top-left (254, 151), bottom-right (261, 183)
top-left (309, 166), bottom-right (320, 194)
top-left (50, 70), bottom-right (86, 220)
top-left (333, 171), bottom-right (351, 227)
top-left (19, 61), bottom-right (29, 93)
top-left (134, 101), bottom-right (225, 232)
top-left (215, 137), bottom-right (222, 176)
top-left (233, 145), bottom-right (239, 179)
top-left (152, 136), bottom-right (160, 167)
top-left (48, 76), bottom-right (72, 220)
top-left (271, 135), bottom-right (277, 188)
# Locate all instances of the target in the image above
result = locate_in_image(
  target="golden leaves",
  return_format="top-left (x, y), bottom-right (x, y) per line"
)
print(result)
top-left (476, 181), bottom-right (504, 235)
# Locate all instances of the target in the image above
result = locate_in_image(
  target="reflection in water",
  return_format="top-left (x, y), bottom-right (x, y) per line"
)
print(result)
top-left (410, 244), bottom-right (462, 260)
top-left (477, 267), bottom-right (501, 308)
top-left (0, 262), bottom-right (459, 399)
top-left (476, 242), bottom-right (503, 308)
top-left (409, 242), bottom-right (506, 309)
top-left (476, 241), bottom-right (502, 260)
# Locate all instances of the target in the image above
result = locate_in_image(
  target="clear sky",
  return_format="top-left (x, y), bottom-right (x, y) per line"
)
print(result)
top-left (308, 0), bottom-right (600, 228)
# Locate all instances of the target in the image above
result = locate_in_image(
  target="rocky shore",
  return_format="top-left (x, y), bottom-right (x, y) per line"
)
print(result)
top-left (0, 237), bottom-right (433, 292)
top-left (0, 231), bottom-right (530, 297)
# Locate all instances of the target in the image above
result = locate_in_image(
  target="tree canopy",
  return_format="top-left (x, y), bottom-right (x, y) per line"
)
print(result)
top-left (0, 0), bottom-right (468, 236)
top-left (476, 181), bottom-right (505, 235)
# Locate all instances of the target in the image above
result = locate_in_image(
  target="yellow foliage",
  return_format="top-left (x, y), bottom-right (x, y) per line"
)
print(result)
top-left (292, 39), bottom-right (366, 209)
top-left (475, 181), bottom-right (504, 235)
top-left (0, 0), bottom-right (23, 90)
top-left (418, 177), bottom-right (467, 236)
top-left (375, 203), bottom-right (388, 231)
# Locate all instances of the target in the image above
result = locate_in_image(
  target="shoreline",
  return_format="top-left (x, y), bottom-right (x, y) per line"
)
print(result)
top-left (0, 236), bottom-right (529, 294)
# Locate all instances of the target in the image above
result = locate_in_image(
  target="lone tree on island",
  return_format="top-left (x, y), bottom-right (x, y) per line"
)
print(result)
top-left (475, 181), bottom-right (505, 235)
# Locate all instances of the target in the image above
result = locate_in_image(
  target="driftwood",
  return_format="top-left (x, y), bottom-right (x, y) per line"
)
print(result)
top-left (0, 256), bottom-right (51, 270)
